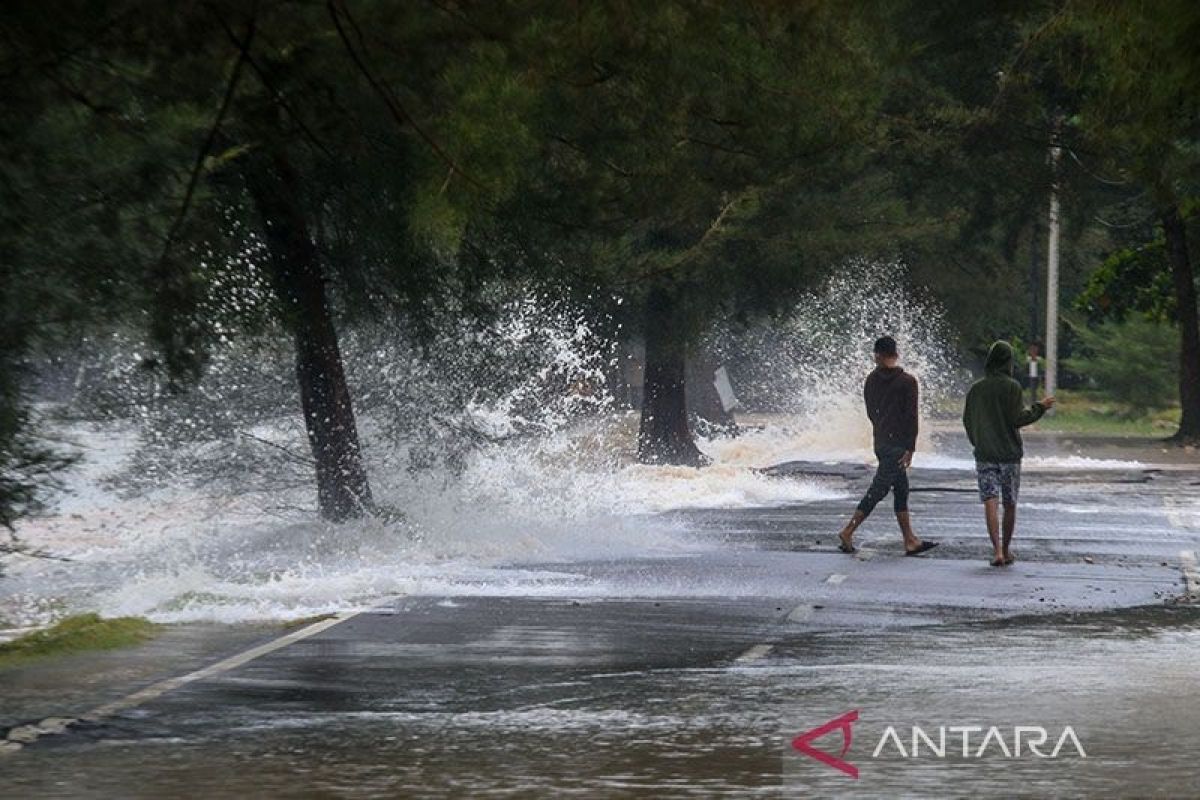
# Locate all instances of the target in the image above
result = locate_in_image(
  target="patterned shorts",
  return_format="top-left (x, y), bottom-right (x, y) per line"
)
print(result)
top-left (976, 462), bottom-right (1021, 505)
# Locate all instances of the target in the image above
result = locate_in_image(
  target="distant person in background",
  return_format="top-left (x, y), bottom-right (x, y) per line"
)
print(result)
top-left (836, 336), bottom-right (938, 557)
top-left (962, 341), bottom-right (1056, 567)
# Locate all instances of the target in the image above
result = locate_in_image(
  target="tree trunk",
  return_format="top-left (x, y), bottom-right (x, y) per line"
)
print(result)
top-left (1163, 205), bottom-right (1200, 442)
top-left (638, 286), bottom-right (706, 466)
top-left (247, 152), bottom-right (374, 520)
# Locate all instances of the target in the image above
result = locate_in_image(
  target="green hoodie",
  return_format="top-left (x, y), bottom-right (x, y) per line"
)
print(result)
top-left (962, 341), bottom-right (1046, 463)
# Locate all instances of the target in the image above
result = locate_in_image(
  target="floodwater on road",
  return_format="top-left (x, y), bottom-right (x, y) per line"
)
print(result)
top-left (2, 427), bottom-right (1198, 797)
top-left (2, 606), bottom-right (1197, 798)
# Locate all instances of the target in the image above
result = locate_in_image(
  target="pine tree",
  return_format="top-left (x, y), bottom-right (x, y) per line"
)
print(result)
top-left (1044, 0), bottom-right (1200, 441)
top-left (486, 2), bottom-right (892, 464)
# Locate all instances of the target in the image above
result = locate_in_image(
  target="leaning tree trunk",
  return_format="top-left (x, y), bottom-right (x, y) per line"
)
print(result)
top-left (1163, 205), bottom-right (1200, 443)
top-left (247, 152), bottom-right (374, 520)
top-left (637, 286), bottom-right (706, 466)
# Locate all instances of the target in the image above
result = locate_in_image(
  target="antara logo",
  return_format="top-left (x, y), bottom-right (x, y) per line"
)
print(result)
top-left (792, 710), bottom-right (860, 778)
top-left (792, 711), bottom-right (1087, 779)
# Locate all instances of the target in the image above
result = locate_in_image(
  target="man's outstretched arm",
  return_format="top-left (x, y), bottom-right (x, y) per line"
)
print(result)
top-left (1009, 384), bottom-right (1053, 428)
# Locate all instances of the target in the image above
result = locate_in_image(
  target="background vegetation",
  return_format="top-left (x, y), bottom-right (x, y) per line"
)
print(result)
top-left (1, 0), bottom-right (1197, 526)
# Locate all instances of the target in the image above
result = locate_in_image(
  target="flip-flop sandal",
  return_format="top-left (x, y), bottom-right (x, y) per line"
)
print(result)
top-left (1003, 553), bottom-right (1016, 565)
top-left (904, 541), bottom-right (938, 557)
top-left (838, 539), bottom-right (857, 554)
top-left (990, 557), bottom-right (1005, 567)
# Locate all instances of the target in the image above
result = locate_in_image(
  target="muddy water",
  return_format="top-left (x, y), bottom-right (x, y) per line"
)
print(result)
top-left (2, 607), bottom-right (1197, 798)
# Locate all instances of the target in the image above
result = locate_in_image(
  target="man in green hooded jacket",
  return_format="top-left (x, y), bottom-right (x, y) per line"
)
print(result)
top-left (963, 341), bottom-right (1056, 567)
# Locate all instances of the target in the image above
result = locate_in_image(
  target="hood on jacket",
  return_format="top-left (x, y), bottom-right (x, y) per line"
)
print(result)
top-left (984, 340), bottom-right (1015, 376)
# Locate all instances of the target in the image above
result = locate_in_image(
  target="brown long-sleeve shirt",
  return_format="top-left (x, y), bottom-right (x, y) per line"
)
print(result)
top-left (863, 366), bottom-right (918, 452)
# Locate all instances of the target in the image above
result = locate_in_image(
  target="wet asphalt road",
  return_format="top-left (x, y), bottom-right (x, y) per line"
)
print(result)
top-left (2, 441), bottom-right (1200, 798)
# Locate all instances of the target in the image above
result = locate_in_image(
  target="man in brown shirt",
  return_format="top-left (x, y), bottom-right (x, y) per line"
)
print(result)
top-left (836, 336), bottom-right (938, 556)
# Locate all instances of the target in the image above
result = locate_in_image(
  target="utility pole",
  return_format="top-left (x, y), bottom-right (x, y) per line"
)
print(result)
top-left (1044, 122), bottom-right (1062, 409)
top-left (1029, 220), bottom-right (1040, 406)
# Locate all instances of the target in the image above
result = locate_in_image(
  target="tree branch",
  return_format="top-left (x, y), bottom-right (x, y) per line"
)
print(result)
top-left (238, 431), bottom-right (316, 466)
top-left (327, 0), bottom-right (485, 192)
top-left (616, 192), bottom-right (749, 289)
top-left (152, 13), bottom-right (256, 278)
top-left (207, 6), bottom-right (335, 162)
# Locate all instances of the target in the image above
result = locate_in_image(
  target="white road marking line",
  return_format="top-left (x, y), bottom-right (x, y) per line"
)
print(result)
top-left (786, 604), bottom-right (815, 623)
top-left (825, 573), bottom-right (847, 585)
top-left (1180, 550), bottom-right (1199, 603)
top-left (1, 610), bottom-right (362, 756)
top-left (734, 643), bottom-right (774, 664)
top-left (1164, 497), bottom-right (1200, 529)
top-left (854, 533), bottom-right (888, 560)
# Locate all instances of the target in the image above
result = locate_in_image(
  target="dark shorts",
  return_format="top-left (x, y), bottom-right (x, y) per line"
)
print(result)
top-left (856, 446), bottom-right (910, 516)
top-left (976, 461), bottom-right (1021, 505)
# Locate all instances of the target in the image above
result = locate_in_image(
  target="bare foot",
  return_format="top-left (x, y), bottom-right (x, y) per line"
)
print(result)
top-left (838, 529), bottom-right (856, 554)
